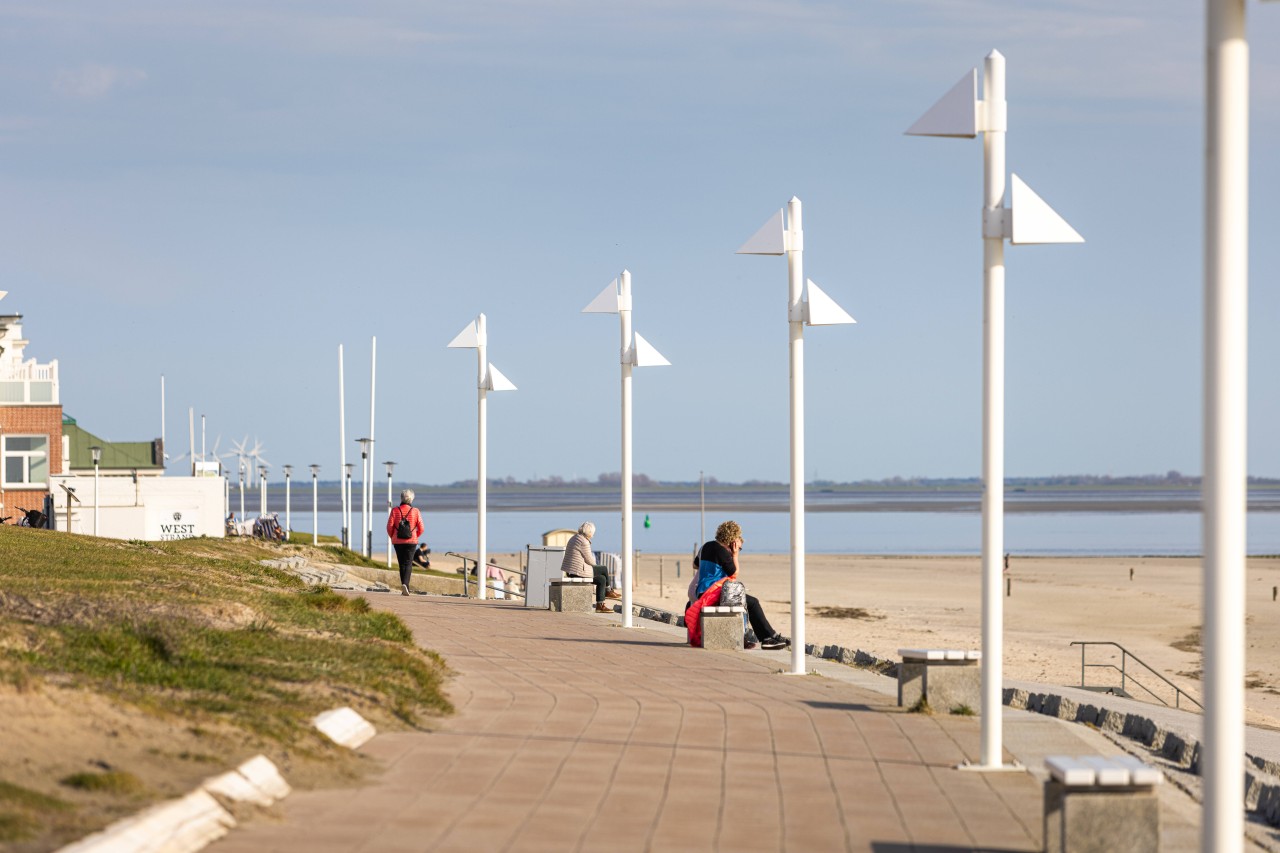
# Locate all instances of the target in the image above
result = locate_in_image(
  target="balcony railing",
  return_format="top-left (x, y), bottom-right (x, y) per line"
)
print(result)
top-left (0, 359), bottom-right (59, 404)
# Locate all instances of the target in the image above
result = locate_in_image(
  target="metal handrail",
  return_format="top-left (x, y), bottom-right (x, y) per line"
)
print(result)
top-left (1070, 641), bottom-right (1203, 711)
top-left (445, 552), bottom-right (526, 600)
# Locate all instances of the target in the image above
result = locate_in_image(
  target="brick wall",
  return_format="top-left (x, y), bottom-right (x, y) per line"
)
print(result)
top-left (0, 405), bottom-right (63, 519)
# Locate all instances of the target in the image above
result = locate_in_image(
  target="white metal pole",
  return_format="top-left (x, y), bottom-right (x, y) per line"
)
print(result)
top-left (477, 316), bottom-right (489, 600)
top-left (1204, 1), bottom-right (1248, 849)
top-left (260, 469), bottom-right (266, 516)
top-left (360, 446), bottom-right (369, 558)
top-left (786, 196), bottom-right (806, 675)
top-left (368, 336), bottom-right (377, 557)
top-left (620, 270), bottom-right (634, 626)
top-left (980, 49), bottom-right (1008, 769)
top-left (386, 469), bottom-right (394, 568)
top-left (345, 468), bottom-right (352, 546)
top-left (284, 468), bottom-right (291, 536)
top-left (93, 461), bottom-right (99, 536)
top-left (312, 470), bottom-right (319, 546)
top-left (238, 467), bottom-right (245, 524)
top-left (338, 345), bottom-right (348, 548)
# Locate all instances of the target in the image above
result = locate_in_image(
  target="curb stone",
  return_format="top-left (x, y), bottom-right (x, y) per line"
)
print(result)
top-left (56, 754), bottom-right (292, 853)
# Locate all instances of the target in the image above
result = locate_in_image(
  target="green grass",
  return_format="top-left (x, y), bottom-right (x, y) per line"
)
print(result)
top-left (0, 781), bottom-right (70, 842)
top-left (0, 528), bottom-right (452, 742)
top-left (59, 771), bottom-right (143, 796)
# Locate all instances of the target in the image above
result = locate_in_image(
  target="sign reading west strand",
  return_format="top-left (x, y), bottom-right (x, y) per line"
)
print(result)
top-left (147, 508), bottom-right (201, 541)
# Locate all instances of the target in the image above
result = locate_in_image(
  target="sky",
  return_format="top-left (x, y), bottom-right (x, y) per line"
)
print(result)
top-left (1, 1), bottom-right (1277, 485)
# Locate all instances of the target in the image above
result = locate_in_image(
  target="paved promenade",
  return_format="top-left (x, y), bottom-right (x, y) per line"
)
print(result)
top-left (210, 595), bottom-right (1203, 852)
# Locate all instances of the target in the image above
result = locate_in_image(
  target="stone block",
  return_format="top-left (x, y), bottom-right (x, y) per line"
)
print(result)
top-left (1043, 780), bottom-right (1160, 853)
top-left (1004, 688), bottom-right (1029, 709)
top-left (897, 658), bottom-right (980, 712)
top-left (1098, 709), bottom-right (1126, 733)
top-left (1074, 703), bottom-right (1098, 725)
top-left (548, 579), bottom-right (593, 612)
top-left (701, 609), bottom-right (744, 650)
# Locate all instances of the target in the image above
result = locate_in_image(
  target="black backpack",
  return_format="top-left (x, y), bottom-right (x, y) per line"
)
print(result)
top-left (395, 506), bottom-right (414, 539)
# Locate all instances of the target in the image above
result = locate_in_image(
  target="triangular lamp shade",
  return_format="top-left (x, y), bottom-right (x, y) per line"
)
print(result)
top-left (447, 319), bottom-right (481, 349)
top-left (485, 363), bottom-right (517, 392)
top-left (905, 69), bottom-right (978, 138)
top-left (736, 209), bottom-right (786, 255)
top-left (803, 280), bottom-right (856, 326)
top-left (630, 332), bottom-right (670, 367)
top-left (582, 279), bottom-right (621, 314)
top-left (1009, 174), bottom-right (1084, 245)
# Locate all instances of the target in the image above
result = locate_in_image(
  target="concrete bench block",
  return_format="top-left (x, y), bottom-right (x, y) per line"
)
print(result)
top-left (548, 578), bottom-right (593, 612)
top-left (896, 650), bottom-right (981, 712)
top-left (1044, 756), bottom-right (1162, 853)
top-left (701, 607), bottom-right (745, 650)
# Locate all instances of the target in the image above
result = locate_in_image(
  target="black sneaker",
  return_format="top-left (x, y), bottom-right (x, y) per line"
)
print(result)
top-left (761, 635), bottom-right (788, 650)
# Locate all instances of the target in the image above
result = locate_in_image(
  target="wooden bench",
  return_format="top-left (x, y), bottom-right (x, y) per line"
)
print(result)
top-left (701, 606), bottom-right (745, 650)
top-left (896, 649), bottom-right (981, 712)
top-left (1044, 755), bottom-right (1162, 853)
top-left (548, 577), bottom-right (593, 612)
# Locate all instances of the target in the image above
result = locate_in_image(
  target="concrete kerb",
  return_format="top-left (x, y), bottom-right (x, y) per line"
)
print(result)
top-left (1004, 685), bottom-right (1280, 832)
top-left (57, 707), bottom-right (374, 852)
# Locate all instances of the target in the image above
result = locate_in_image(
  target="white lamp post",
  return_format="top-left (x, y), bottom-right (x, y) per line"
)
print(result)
top-left (738, 197), bottom-right (856, 674)
top-left (448, 313), bottom-right (517, 599)
top-left (343, 463), bottom-right (354, 548)
top-left (238, 460), bottom-right (245, 525)
top-left (282, 464), bottom-right (293, 540)
top-left (309, 464), bottom-right (320, 546)
top-left (583, 270), bottom-right (670, 626)
top-left (1203, 0), bottom-right (1260, 847)
top-left (258, 466), bottom-right (267, 517)
top-left (90, 445), bottom-right (102, 536)
top-left (367, 337), bottom-right (377, 561)
top-left (338, 344), bottom-right (348, 548)
top-left (906, 50), bottom-right (1082, 770)
top-left (356, 438), bottom-right (372, 557)
top-left (384, 461), bottom-right (396, 568)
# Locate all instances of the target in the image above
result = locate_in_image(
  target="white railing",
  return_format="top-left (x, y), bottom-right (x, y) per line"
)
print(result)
top-left (0, 359), bottom-right (59, 404)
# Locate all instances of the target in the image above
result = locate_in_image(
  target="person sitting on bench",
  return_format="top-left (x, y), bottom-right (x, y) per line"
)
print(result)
top-left (688, 520), bottom-right (789, 650)
top-left (560, 521), bottom-right (621, 613)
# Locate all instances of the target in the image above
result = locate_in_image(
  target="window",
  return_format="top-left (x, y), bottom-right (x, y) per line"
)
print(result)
top-left (3, 436), bottom-right (48, 487)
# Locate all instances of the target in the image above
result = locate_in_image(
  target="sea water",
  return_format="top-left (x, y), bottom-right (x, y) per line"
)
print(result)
top-left (288, 508), bottom-right (1280, 557)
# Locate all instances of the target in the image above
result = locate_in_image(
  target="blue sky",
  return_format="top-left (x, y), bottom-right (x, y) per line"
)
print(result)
top-left (2, 1), bottom-right (1277, 484)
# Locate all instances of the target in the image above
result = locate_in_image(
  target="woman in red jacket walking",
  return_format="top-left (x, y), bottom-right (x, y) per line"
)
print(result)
top-left (387, 489), bottom-right (425, 596)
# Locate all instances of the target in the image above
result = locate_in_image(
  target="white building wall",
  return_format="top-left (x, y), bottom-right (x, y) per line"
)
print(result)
top-left (48, 474), bottom-right (226, 540)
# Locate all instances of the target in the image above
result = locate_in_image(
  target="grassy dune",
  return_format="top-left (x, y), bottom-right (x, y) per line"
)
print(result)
top-left (0, 528), bottom-right (451, 849)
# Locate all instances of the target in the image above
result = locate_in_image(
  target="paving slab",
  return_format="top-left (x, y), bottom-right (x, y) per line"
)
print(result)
top-left (207, 595), bottom-right (1205, 852)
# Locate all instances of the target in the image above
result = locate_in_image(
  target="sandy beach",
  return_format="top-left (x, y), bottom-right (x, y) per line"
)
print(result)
top-left (536, 551), bottom-right (1280, 729)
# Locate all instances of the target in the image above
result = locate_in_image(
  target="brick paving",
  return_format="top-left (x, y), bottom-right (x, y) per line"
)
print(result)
top-left (207, 595), bottom-right (1177, 852)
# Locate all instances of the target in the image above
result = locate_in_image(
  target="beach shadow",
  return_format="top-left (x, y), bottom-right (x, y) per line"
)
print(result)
top-left (804, 700), bottom-right (879, 713)
top-left (870, 840), bottom-right (1029, 845)
top-left (544, 637), bottom-right (680, 648)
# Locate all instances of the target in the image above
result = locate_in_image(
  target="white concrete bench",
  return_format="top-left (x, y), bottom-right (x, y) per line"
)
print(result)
top-left (896, 649), bottom-right (981, 712)
top-left (548, 577), bottom-right (593, 612)
top-left (701, 606), bottom-right (745, 650)
top-left (1044, 755), bottom-right (1163, 853)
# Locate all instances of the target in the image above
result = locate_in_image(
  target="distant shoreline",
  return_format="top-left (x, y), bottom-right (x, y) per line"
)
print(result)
top-left (284, 484), bottom-right (1280, 515)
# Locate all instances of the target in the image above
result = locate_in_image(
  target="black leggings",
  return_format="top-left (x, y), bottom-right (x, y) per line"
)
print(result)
top-left (394, 543), bottom-right (418, 587)
top-left (745, 594), bottom-right (777, 640)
